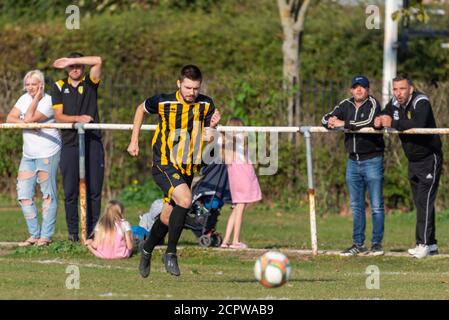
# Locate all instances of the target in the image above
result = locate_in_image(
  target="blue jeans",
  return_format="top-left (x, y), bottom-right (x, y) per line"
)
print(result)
top-left (17, 152), bottom-right (60, 239)
top-left (346, 156), bottom-right (385, 246)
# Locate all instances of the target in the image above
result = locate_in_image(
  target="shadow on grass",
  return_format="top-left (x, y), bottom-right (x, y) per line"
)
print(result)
top-left (200, 278), bottom-right (339, 283)
top-left (389, 248), bottom-right (408, 253)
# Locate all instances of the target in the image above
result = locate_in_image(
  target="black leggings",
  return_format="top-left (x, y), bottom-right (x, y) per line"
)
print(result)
top-left (60, 139), bottom-right (104, 238)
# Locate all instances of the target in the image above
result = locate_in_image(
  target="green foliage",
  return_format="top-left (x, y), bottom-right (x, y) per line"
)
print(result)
top-left (392, 0), bottom-right (429, 24)
top-left (10, 240), bottom-right (89, 256)
top-left (0, 130), bottom-right (22, 197)
top-left (117, 178), bottom-right (163, 207)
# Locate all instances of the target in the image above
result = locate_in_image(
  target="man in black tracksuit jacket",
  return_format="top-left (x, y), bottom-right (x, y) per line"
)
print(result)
top-left (381, 75), bottom-right (443, 259)
top-left (322, 76), bottom-right (385, 257)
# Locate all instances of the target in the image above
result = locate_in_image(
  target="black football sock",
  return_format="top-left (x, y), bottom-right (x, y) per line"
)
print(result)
top-left (143, 217), bottom-right (168, 253)
top-left (166, 205), bottom-right (190, 254)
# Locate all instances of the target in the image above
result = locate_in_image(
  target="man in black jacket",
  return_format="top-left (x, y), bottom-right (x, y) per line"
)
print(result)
top-left (380, 75), bottom-right (442, 259)
top-left (322, 76), bottom-right (385, 256)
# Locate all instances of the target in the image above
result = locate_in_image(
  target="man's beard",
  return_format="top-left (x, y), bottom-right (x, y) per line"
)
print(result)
top-left (181, 93), bottom-right (195, 103)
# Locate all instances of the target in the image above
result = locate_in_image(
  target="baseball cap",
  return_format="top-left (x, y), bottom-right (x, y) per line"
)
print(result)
top-left (351, 75), bottom-right (369, 89)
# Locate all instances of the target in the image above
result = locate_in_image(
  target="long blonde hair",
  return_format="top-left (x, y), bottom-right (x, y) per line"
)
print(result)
top-left (94, 200), bottom-right (125, 245)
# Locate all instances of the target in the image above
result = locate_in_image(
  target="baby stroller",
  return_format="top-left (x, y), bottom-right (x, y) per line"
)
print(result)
top-left (184, 163), bottom-right (232, 247)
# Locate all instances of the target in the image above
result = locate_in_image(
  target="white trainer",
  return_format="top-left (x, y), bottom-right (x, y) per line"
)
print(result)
top-left (413, 244), bottom-right (430, 259)
top-left (408, 244), bottom-right (438, 256)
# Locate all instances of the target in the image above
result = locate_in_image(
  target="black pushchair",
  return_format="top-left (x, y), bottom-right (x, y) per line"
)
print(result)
top-left (184, 163), bottom-right (232, 247)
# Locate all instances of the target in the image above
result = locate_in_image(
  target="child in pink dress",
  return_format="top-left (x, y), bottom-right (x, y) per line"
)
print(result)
top-left (221, 118), bottom-right (262, 249)
top-left (86, 200), bottom-right (133, 259)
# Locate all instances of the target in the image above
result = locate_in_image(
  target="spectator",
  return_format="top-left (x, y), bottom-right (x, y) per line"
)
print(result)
top-left (51, 52), bottom-right (104, 242)
top-left (322, 75), bottom-right (385, 256)
top-left (220, 117), bottom-right (262, 250)
top-left (380, 75), bottom-right (443, 259)
top-left (86, 200), bottom-right (134, 259)
top-left (6, 70), bottom-right (61, 247)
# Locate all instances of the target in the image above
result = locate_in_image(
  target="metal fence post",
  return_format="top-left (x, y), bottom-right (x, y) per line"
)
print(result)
top-left (301, 127), bottom-right (318, 256)
top-left (75, 123), bottom-right (87, 243)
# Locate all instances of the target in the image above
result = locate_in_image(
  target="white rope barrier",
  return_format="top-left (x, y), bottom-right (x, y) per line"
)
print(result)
top-left (0, 123), bottom-right (300, 133)
top-left (1, 123), bottom-right (448, 135)
top-left (306, 126), bottom-right (449, 135)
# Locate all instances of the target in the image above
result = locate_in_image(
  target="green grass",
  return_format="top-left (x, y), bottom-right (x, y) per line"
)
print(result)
top-left (2, 202), bottom-right (449, 299)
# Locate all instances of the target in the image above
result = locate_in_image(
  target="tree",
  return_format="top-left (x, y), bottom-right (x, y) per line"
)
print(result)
top-left (277, 0), bottom-right (311, 137)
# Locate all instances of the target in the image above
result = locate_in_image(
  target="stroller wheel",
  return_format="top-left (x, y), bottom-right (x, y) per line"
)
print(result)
top-left (199, 235), bottom-right (212, 247)
top-left (211, 233), bottom-right (223, 247)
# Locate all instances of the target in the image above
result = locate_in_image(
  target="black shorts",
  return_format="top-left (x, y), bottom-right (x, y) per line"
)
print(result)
top-left (152, 164), bottom-right (193, 205)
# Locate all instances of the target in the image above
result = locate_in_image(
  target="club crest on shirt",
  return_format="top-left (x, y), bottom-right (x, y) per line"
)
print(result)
top-left (78, 86), bottom-right (84, 94)
top-left (393, 110), bottom-right (399, 121)
top-left (172, 173), bottom-right (180, 180)
top-left (407, 111), bottom-right (411, 119)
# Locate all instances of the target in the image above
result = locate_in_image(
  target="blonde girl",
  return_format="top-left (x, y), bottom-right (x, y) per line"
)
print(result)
top-left (221, 117), bottom-right (262, 249)
top-left (86, 200), bottom-right (133, 259)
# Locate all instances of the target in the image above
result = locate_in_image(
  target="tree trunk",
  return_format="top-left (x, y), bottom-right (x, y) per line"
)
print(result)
top-left (278, 0), bottom-right (311, 143)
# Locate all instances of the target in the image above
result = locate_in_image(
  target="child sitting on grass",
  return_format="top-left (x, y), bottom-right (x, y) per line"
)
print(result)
top-left (86, 200), bottom-right (133, 259)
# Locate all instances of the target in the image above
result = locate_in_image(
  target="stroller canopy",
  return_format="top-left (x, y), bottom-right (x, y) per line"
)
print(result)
top-left (192, 163), bottom-right (232, 204)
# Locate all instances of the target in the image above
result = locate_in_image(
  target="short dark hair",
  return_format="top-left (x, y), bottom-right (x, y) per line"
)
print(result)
top-left (393, 75), bottom-right (413, 85)
top-left (179, 65), bottom-right (202, 82)
top-left (67, 52), bottom-right (84, 58)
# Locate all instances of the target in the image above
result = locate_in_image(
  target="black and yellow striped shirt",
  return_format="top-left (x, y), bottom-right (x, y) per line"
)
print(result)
top-left (144, 91), bottom-right (215, 176)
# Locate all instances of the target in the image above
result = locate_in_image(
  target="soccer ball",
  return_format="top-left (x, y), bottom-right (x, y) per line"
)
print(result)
top-left (254, 251), bottom-right (292, 288)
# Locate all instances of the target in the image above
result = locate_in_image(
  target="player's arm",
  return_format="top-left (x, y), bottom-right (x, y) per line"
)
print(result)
top-left (127, 103), bottom-right (146, 157)
top-left (204, 109), bottom-right (220, 141)
top-left (53, 56), bottom-right (102, 83)
top-left (203, 98), bottom-right (220, 138)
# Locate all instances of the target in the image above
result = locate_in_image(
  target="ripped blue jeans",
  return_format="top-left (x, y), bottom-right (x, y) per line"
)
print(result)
top-left (17, 151), bottom-right (60, 239)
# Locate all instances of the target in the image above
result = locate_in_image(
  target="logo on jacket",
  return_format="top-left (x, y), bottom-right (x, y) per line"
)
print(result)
top-left (407, 111), bottom-right (411, 119)
top-left (78, 86), bottom-right (84, 94)
top-left (393, 110), bottom-right (399, 121)
top-left (172, 173), bottom-right (180, 180)
top-left (426, 174), bottom-right (433, 179)
top-left (64, 88), bottom-right (70, 94)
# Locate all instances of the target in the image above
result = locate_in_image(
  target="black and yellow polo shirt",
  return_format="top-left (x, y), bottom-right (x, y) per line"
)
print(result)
top-left (144, 91), bottom-right (215, 176)
top-left (51, 73), bottom-right (102, 146)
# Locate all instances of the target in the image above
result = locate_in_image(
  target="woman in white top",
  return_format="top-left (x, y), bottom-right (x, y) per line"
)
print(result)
top-left (6, 70), bottom-right (62, 247)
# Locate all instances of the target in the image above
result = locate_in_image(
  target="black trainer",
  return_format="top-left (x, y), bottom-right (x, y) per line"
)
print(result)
top-left (370, 243), bottom-right (384, 256)
top-left (340, 244), bottom-right (368, 256)
top-left (139, 249), bottom-right (152, 278)
top-left (162, 253), bottom-right (181, 276)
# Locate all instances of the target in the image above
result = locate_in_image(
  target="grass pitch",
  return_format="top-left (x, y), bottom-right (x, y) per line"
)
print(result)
top-left (1, 202), bottom-right (449, 299)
